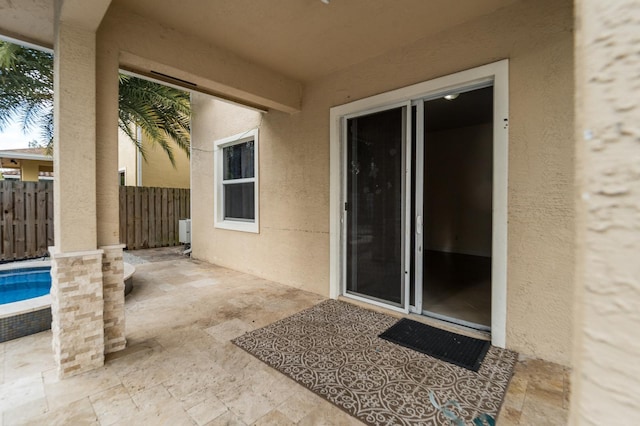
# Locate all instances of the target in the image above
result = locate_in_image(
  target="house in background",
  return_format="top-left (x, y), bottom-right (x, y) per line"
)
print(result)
top-left (118, 127), bottom-right (190, 188)
top-left (0, 0), bottom-right (637, 423)
top-left (0, 148), bottom-right (53, 181)
top-left (0, 135), bottom-right (189, 188)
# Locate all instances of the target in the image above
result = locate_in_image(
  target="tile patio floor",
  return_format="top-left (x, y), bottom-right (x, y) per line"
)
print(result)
top-left (0, 248), bottom-right (570, 425)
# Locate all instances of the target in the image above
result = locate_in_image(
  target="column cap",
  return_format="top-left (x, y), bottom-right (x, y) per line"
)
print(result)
top-left (48, 246), bottom-right (104, 259)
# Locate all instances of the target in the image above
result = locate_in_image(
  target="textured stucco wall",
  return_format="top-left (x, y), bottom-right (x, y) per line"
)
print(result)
top-left (191, 0), bottom-right (574, 364)
top-left (140, 133), bottom-right (190, 189)
top-left (117, 128), bottom-right (138, 186)
top-left (19, 160), bottom-right (52, 182)
top-left (53, 22), bottom-right (98, 252)
top-left (117, 129), bottom-right (190, 188)
top-left (571, 1), bottom-right (640, 423)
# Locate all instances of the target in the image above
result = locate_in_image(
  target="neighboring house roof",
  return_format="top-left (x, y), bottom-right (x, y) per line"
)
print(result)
top-left (0, 147), bottom-right (52, 163)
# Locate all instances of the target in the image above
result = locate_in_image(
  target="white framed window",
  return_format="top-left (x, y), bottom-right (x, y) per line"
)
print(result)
top-left (214, 128), bottom-right (259, 233)
top-left (119, 168), bottom-right (126, 186)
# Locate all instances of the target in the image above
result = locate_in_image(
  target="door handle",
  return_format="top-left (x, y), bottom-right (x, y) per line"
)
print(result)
top-left (416, 215), bottom-right (422, 234)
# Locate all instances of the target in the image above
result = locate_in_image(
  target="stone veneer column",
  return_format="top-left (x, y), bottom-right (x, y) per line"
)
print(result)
top-left (50, 250), bottom-right (105, 378)
top-left (101, 244), bottom-right (126, 353)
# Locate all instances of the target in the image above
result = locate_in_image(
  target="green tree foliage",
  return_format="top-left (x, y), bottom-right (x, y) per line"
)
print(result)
top-left (0, 40), bottom-right (190, 166)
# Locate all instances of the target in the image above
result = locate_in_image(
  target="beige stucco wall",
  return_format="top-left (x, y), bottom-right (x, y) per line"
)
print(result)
top-left (191, 0), bottom-right (575, 364)
top-left (140, 133), bottom-right (190, 189)
top-left (571, 0), bottom-right (640, 423)
top-left (53, 21), bottom-right (98, 252)
top-left (117, 128), bottom-right (137, 186)
top-left (19, 159), bottom-right (53, 182)
top-left (117, 128), bottom-right (190, 188)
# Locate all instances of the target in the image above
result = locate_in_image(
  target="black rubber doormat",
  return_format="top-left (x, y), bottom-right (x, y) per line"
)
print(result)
top-left (379, 318), bottom-right (490, 371)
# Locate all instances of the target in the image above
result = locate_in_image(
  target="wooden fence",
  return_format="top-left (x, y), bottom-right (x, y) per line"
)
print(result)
top-left (0, 181), bottom-right (189, 262)
top-left (0, 180), bottom-right (54, 261)
top-left (119, 186), bottom-right (190, 250)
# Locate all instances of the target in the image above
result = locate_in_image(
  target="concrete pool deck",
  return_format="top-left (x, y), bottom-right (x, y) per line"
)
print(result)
top-left (0, 248), bottom-right (570, 425)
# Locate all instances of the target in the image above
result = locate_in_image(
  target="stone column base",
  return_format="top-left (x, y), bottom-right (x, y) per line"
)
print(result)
top-left (101, 244), bottom-right (126, 353)
top-left (49, 248), bottom-right (105, 379)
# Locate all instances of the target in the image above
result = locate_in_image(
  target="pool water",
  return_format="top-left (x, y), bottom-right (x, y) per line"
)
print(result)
top-left (0, 266), bottom-right (52, 305)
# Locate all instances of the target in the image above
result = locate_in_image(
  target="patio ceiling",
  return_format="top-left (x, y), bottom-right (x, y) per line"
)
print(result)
top-left (114, 0), bottom-right (518, 82)
top-left (0, 0), bottom-right (518, 84)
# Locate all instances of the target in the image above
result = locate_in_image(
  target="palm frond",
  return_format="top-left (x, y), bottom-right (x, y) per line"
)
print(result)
top-left (0, 40), bottom-right (190, 167)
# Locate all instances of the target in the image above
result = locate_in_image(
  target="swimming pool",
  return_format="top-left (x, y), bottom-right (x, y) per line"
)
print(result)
top-left (0, 260), bottom-right (135, 342)
top-left (0, 260), bottom-right (52, 343)
top-left (0, 266), bottom-right (51, 305)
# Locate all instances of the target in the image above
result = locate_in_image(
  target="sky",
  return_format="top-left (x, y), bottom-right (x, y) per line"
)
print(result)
top-left (0, 120), bottom-right (40, 150)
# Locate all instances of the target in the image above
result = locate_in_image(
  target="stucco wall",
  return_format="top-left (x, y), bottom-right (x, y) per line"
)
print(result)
top-left (117, 128), bottom-right (190, 189)
top-left (571, 0), bottom-right (640, 423)
top-left (20, 160), bottom-right (53, 182)
top-left (140, 133), bottom-right (190, 189)
top-left (118, 128), bottom-right (137, 186)
top-left (191, 0), bottom-right (574, 364)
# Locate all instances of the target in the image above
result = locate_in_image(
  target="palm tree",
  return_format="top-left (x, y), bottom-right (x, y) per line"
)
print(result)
top-left (0, 40), bottom-right (190, 166)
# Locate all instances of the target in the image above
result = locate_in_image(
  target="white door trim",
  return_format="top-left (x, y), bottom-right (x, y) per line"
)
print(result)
top-left (329, 59), bottom-right (509, 348)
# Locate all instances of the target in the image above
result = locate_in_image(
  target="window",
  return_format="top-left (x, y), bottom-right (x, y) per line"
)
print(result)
top-left (119, 169), bottom-right (126, 186)
top-left (214, 128), bottom-right (259, 233)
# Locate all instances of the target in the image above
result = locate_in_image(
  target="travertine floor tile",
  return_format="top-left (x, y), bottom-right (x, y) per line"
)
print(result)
top-left (3, 331), bottom-right (55, 383)
top-left (252, 409), bottom-right (295, 426)
top-left (205, 318), bottom-right (254, 342)
top-left (298, 405), bottom-right (365, 426)
top-left (186, 395), bottom-right (228, 426)
top-left (216, 385), bottom-right (276, 425)
top-left (518, 398), bottom-right (568, 426)
top-left (131, 383), bottom-right (174, 412)
top-left (24, 397), bottom-right (98, 426)
top-left (0, 374), bottom-right (45, 413)
top-left (89, 384), bottom-right (137, 426)
top-left (2, 395), bottom-right (47, 425)
top-left (205, 410), bottom-right (247, 426)
top-left (43, 365), bottom-right (122, 410)
top-left (276, 387), bottom-right (329, 424)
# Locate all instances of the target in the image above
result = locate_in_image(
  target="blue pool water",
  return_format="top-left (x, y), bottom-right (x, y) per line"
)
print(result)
top-left (0, 266), bottom-right (51, 305)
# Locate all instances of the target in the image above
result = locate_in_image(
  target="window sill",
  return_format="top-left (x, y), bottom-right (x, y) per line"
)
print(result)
top-left (214, 220), bottom-right (259, 234)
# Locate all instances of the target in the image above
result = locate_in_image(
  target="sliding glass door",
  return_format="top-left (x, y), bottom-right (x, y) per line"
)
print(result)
top-left (344, 104), bottom-right (410, 309)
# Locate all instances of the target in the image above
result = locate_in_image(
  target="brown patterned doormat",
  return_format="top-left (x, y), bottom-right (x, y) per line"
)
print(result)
top-left (232, 300), bottom-right (517, 426)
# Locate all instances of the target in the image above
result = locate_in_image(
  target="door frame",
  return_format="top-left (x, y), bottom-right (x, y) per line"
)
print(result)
top-left (329, 59), bottom-right (509, 348)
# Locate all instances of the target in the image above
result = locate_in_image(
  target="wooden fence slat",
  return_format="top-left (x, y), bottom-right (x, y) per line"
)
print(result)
top-left (25, 182), bottom-right (36, 257)
top-left (167, 189), bottom-right (175, 246)
top-left (155, 188), bottom-right (162, 248)
top-left (161, 188), bottom-right (168, 246)
top-left (13, 182), bottom-right (25, 259)
top-left (1, 182), bottom-right (11, 260)
top-left (141, 187), bottom-right (149, 248)
top-left (46, 181), bottom-right (54, 248)
top-left (148, 187), bottom-right (156, 248)
top-left (126, 187), bottom-right (135, 249)
top-left (37, 182), bottom-right (48, 255)
top-left (134, 186), bottom-right (142, 250)
top-left (119, 183), bottom-right (126, 246)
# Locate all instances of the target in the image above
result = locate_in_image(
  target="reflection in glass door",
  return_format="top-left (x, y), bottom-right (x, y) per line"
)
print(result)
top-left (345, 106), bottom-right (408, 307)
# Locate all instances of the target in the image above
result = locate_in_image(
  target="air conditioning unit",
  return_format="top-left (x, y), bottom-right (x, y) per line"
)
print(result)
top-left (179, 219), bottom-right (191, 244)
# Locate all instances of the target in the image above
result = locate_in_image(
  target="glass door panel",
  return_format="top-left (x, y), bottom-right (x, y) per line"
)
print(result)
top-left (345, 106), bottom-right (406, 306)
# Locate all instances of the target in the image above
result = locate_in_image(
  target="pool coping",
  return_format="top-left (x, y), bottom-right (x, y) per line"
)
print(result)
top-left (0, 260), bottom-right (135, 319)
